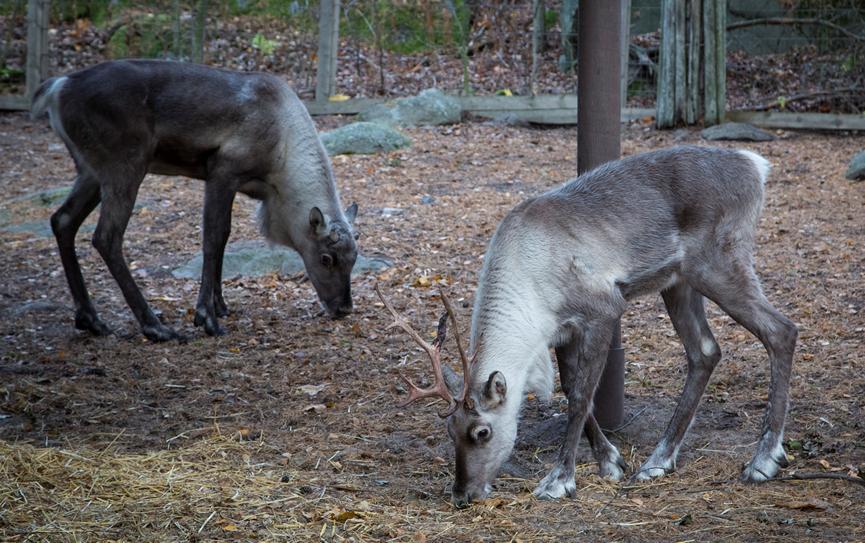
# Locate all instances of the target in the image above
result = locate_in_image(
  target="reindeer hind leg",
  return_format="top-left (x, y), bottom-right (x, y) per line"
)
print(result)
top-left (91, 164), bottom-right (183, 342)
top-left (636, 281), bottom-right (721, 480)
top-left (690, 257), bottom-right (797, 482)
top-left (51, 173), bottom-right (110, 335)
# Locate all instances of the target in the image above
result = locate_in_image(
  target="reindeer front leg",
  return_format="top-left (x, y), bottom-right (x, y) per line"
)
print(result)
top-left (535, 318), bottom-right (618, 499)
top-left (555, 341), bottom-right (628, 481)
top-left (195, 178), bottom-right (237, 336)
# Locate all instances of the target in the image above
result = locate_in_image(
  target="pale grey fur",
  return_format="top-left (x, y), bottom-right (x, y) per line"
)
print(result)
top-left (446, 146), bottom-right (797, 506)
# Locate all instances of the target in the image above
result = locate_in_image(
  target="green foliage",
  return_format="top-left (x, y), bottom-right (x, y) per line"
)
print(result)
top-left (0, 66), bottom-right (24, 81)
top-left (107, 13), bottom-right (174, 59)
top-left (543, 8), bottom-right (558, 30)
top-left (251, 32), bottom-right (277, 55)
top-left (841, 54), bottom-right (856, 73)
top-left (342, 1), bottom-right (455, 55)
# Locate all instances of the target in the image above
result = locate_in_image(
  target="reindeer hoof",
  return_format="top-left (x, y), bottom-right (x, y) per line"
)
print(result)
top-left (599, 450), bottom-right (628, 481)
top-left (533, 466), bottom-right (577, 499)
top-left (143, 323), bottom-right (184, 343)
top-left (194, 309), bottom-right (224, 336)
top-left (75, 311), bottom-right (112, 336)
top-left (214, 294), bottom-right (229, 318)
top-left (636, 452), bottom-right (676, 481)
top-left (741, 446), bottom-right (788, 483)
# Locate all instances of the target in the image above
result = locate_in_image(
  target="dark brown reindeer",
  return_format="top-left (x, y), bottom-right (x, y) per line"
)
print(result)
top-left (31, 60), bottom-right (358, 341)
top-left (381, 146), bottom-right (797, 507)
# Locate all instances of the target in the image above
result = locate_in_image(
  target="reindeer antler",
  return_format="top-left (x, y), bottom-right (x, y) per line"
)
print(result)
top-left (375, 283), bottom-right (476, 417)
top-left (375, 283), bottom-right (458, 416)
top-left (439, 291), bottom-right (475, 411)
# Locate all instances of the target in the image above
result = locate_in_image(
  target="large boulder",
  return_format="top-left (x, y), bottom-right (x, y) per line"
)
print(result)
top-left (320, 122), bottom-right (410, 155)
top-left (701, 122), bottom-right (775, 142)
top-left (172, 240), bottom-right (391, 279)
top-left (359, 89), bottom-right (461, 127)
top-left (845, 151), bottom-right (865, 181)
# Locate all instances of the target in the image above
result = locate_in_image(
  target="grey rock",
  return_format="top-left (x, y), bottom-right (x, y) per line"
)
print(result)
top-left (0, 220), bottom-right (94, 238)
top-left (844, 151), bottom-right (865, 181)
top-left (701, 122), bottom-right (775, 142)
top-left (359, 89), bottom-right (461, 127)
top-left (381, 207), bottom-right (404, 217)
top-left (3, 187), bottom-right (72, 207)
top-left (11, 301), bottom-right (68, 316)
top-left (172, 240), bottom-right (391, 279)
top-left (320, 122), bottom-right (410, 155)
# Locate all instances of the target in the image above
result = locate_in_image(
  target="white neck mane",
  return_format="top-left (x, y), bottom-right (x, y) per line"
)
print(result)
top-left (469, 240), bottom-right (557, 409)
top-left (259, 92), bottom-right (345, 248)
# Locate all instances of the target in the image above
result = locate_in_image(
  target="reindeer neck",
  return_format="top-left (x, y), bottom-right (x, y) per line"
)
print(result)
top-left (262, 97), bottom-right (345, 247)
top-left (468, 265), bottom-right (558, 408)
top-left (280, 102), bottom-right (341, 214)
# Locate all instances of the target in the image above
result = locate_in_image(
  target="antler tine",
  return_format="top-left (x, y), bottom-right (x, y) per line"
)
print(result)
top-left (375, 283), bottom-right (457, 412)
top-left (439, 290), bottom-right (474, 409)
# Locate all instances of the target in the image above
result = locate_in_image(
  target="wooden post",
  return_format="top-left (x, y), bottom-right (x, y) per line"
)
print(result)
top-left (25, 0), bottom-right (49, 100)
top-left (316, 0), bottom-right (340, 102)
top-left (560, 0), bottom-right (578, 71)
top-left (578, 0), bottom-right (624, 430)
top-left (686, 0), bottom-right (702, 124)
top-left (703, 0), bottom-right (726, 125)
top-left (620, 0), bottom-right (631, 110)
top-left (191, 0), bottom-right (209, 64)
top-left (656, 0), bottom-right (675, 127)
top-left (673, 0), bottom-right (686, 123)
top-left (530, 0), bottom-right (544, 96)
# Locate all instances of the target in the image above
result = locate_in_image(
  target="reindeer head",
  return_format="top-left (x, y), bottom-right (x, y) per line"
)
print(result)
top-left (302, 203), bottom-right (359, 318)
top-left (376, 285), bottom-right (516, 508)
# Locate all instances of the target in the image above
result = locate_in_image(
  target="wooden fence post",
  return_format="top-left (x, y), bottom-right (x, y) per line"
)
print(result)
top-left (703, 0), bottom-right (726, 126)
top-left (316, 0), bottom-right (340, 102)
top-left (657, 0), bottom-right (675, 127)
top-left (620, 0), bottom-right (631, 110)
top-left (657, 0), bottom-right (726, 127)
top-left (25, 0), bottom-right (49, 100)
top-left (530, 0), bottom-right (544, 96)
top-left (686, 0), bottom-right (702, 124)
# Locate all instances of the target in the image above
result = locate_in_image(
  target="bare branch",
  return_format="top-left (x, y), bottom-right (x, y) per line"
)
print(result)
top-left (770, 472), bottom-right (865, 487)
top-left (751, 87), bottom-right (862, 111)
top-left (727, 18), bottom-right (865, 43)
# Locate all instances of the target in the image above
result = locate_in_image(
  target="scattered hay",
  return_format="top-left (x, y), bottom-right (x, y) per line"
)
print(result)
top-left (0, 434), bottom-right (306, 541)
top-left (2, 434), bottom-right (863, 542)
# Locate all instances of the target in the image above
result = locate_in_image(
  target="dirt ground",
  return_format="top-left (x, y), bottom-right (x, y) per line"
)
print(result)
top-left (1, 111), bottom-right (863, 542)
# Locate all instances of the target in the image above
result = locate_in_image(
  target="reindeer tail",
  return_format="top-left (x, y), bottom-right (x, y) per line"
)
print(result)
top-left (30, 76), bottom-right (66, 121)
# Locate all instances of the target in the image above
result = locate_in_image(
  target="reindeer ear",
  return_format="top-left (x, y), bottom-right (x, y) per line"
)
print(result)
top-left (482, 371), bottom-right (507, 409)
top-left (309, 207), bottom-right (328, 236)
top-left (345, 202), bottom-right (358, 225)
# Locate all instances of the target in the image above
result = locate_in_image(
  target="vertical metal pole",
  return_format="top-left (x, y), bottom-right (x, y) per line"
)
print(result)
top-left (578, 0), bottom-right (624, 430)
top-left (316, 0), bottom-right (341, 102)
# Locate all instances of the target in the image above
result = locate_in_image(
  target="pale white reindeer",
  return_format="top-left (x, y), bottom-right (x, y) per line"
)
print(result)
top-left (31, 60), bottom-right (358, 341)
top-left (380, 146), bottom-right (797, 507)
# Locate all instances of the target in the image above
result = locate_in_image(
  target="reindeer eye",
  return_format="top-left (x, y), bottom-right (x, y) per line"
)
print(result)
top-left (320, 254), bottom-right (335, 268)
top-left (470, 425), bottom-right (492, 444)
